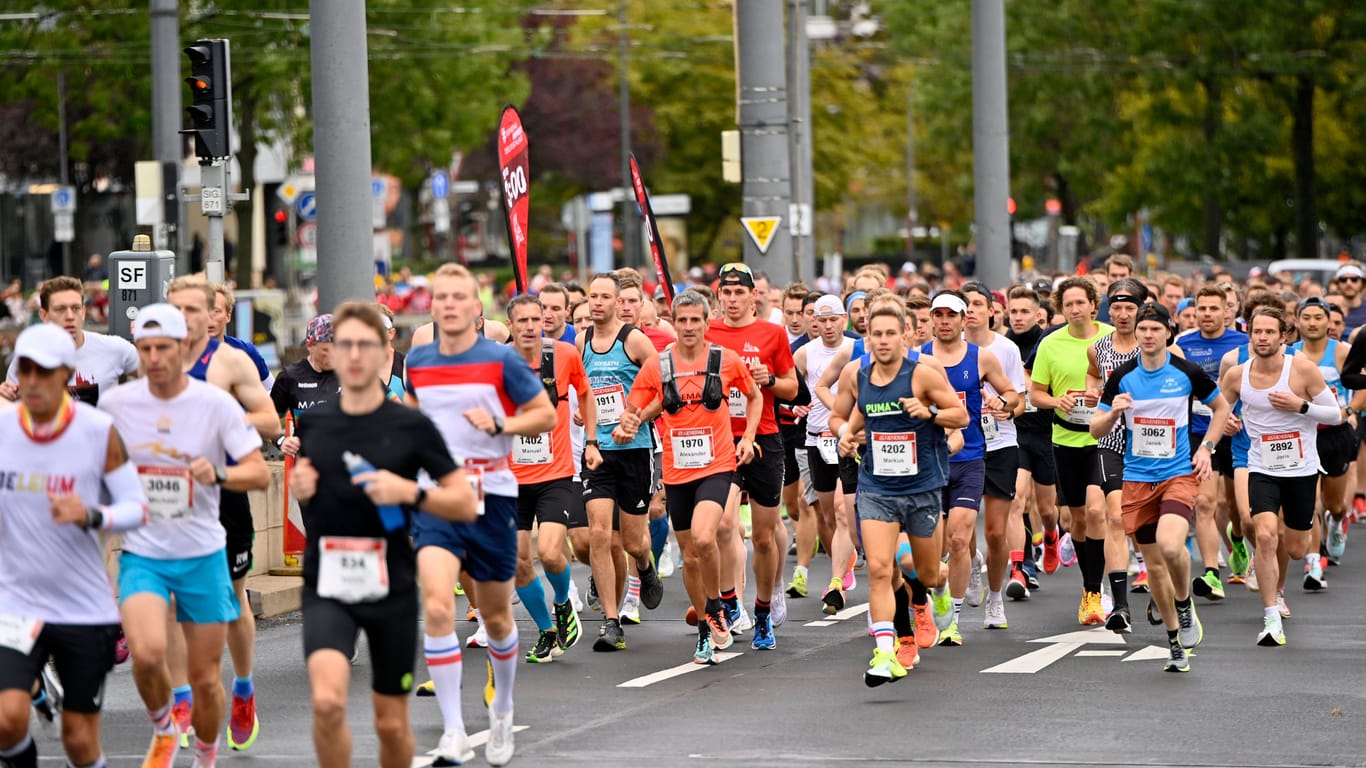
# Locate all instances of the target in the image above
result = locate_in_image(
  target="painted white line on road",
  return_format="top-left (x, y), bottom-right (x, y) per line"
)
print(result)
top-left (411, 725), bottom-right (530, 767)
top-left (832, 602), bottom-right (870, 620)
top-left (804, 620), bottom-right (835, 627)
top-left (982, 642), bottom-right (1084, 673)
top-left (1075, 649), bottom-right (1126, 657)
top-left (1123, 645), bottom-right (1170, 662)
top-left (618, 652), bottom-right (742, 688)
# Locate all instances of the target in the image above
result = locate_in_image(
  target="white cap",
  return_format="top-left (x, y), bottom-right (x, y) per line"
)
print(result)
top-left (132, 303), bottom-right (188, 341)
top-left (930, 293), bottom-right (967, 314)
top-left (14, 323), bottom-right (76, 370)
top-left (1336, 265), bottom-right (1363, 279)
top-left (812, 295), bottom-right (846, 317)
top-left (900, 261), bottom-right (916, 273)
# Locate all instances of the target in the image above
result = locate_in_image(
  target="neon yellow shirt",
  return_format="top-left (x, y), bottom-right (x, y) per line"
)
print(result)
top-left (1030, 321), bottom-right (1114, 447)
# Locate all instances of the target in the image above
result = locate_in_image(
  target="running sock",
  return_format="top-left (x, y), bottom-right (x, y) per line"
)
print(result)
top-left (172, 685), bottom-right (193, 708)
top-left (1174, 596), bottom-right (1192, 611)
top-left (67, 756), bottom-right (106, 768)
top-left (1107, 571), bottom-right (1129, 610)
top-left (1166, 628), bottom-right (1180, 647)
top-left (754, 598), bottom-right (771, 619)
top-left (987, 590), bottom-right (1002, 604)
top-left (232, 676), bottom-right (253, 699)
top-left (720, 589), bottom-right (738, 614)
top-left (649, 515), bottom-right (670, 565)
top-left (0, 733), bottom-right (36, 768)
top-left (148, 702), bottom-right (175, 735)
top-left (626, 575), bottom-right (642, 604)
top-left (794, 564), bottom-right (808, 581)
top-left (1263, 605), bottom-right (1279, 620)
top-left (487, 628), bottom-right (519, 717)
top-left (892, 583), bottom-right (913, 636)
top-left (908, 577), bottom-right (929, 605)
top-left (1135, 550), bottom-right (1146, 568)
top-left (951, 598), bottom-right (963, 625)
top-left (1074, 536), bottom-right (1088, 579)
top-left (516, 578), bottom-right (554, 632)
top-left (1086, 538), bottom-right (1106, 590)
top-left (871, 621), bottom-right (895, 654)
top-left (1009, 549), bottom-right (1024, 570)
top-left (423, 632), bottom-right (465, 731)
top-left (1205, 565), bottom-right (1221, 577)
top-left (1305, 553), bottom-right (1321, 570)
top-left (193, 737), bottom-right (218, 767)
top-left (544, 564), bottom-right (572, 605)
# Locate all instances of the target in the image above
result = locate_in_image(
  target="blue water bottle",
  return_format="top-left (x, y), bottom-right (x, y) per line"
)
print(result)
top-left (343, 451), bottom-right (405, 532)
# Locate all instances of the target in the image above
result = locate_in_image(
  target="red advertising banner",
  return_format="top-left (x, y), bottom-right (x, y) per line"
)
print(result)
top-left (497, 105), bottom-right (530, 294)
top-left (629, 153), bottom-right (674, 304)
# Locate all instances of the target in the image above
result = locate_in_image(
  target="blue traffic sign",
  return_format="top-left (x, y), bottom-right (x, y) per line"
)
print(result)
top-left (431, 171), bottom-right (449, 200)
top-left (296, 192), bottom-right (317, 222)
top-left (54, 188), bottom-right (72, 208)
top-left (371, 179), bottom-right (386, 198)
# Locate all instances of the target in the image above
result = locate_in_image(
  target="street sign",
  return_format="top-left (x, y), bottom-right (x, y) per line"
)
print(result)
top-left (296, 191), bottom-right (317, 222)
top-left (431, 170), bottom-right (449, 200)
top-left (788, 203), bottom-right (812, 236)
top-left (297, 222), bottom-right (317, 247)
top-left (54, 212), bottom-right (74, 243)
top-left (741, 216), bottom-right (783, 254)
top-left (371, 177), bottom-right (388, 229)
top-left (51, 186), bottom-right (75, 214)
top-left (276, 176), bottom-right (305, 205)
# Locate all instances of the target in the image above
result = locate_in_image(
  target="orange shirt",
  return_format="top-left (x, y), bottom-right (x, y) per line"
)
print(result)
top-left (511, 340), bottom-right (587, 485)
top-left (705, 318), bottom-right (794, 436)
top-left (628, 346), bottom-right (755, 486)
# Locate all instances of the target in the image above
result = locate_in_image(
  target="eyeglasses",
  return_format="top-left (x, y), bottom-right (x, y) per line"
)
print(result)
top-left (719, 262), bottom-right (752, 275)
top-left (334, 339), bottom-right (381, 353)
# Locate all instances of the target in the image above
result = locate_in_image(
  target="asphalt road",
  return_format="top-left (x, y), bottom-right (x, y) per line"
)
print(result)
top-left (33, 528), bottom-right (1366, 767)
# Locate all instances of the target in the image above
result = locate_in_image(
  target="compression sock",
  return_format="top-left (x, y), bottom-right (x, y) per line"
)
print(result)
top-left (649, 515), bottom-right (670, 565)
top-left (720, 589), bottom-right (738, 614)
top-left (423, 632), bottom-right (465, 732)
top-left (172, 685), bottom-right (193, 708)
top-left (544, 563), bottom-right (572, 605)
top-left (1087, 538), bottom-right (1106, 592)
top-left (516, 578), bottom-right (554, 632)
top-left (0, 733), bottom-right (36, 768)
top-left (487, 628), bottom-right (520, 717)
top-left (893, 582), bottom-right (914, 637)
top-left (232, 676), bottom-right (253, 699)
top-left (1108, 571), bottom-right (1129, 610)
top-left (908, 577), bottom-right (929, 606)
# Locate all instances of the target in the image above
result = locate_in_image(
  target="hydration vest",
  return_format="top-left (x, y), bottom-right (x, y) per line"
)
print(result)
top-left (660, 344), bottom-right (725, 415)
top-left (538, 339), bottom-right (558, 407)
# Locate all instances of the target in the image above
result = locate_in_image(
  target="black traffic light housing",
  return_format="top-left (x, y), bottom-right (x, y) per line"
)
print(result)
top-left (182, 39), bottom-right (232, 163)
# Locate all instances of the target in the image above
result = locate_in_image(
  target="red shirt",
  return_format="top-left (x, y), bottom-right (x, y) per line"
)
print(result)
top-left (510, 341), bottom-right (588, 485)
top-left (705, 318), bottom-right (794, 436)
top-left (640, 324), bottom-right (676, 353)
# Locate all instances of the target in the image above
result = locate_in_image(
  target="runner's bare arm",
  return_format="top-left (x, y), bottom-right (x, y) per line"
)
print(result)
top-left (225, 347), bottom-right (282, 441)
top-left (813, 343), bottom-right (853, 410)
top-left (979, 348), bottom-right (1020, 413)
top-left (1085, 344), bottom-right (1103, 393)
top-left (625, 328), bottom-right (660, 370)
top-left (766, 365), bottom-right (798, 401)
top-left (827, 362), bottom-right (861, 442)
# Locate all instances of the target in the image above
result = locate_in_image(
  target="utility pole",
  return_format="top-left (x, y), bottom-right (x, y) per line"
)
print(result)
top-left (310, 0), bottom-right (375, 311)
top-left (617, 0), bottom-right (639, 269)
top-left (905, 84), bottom-right (918, 260)
top-left (56, 71), bottom-right (70, 274)
top-left (971, 0), bottom-right (1011, 288)
top-left (736, 0), bottom-right (794, 285)
top-left (149, 0), bottom-right (183, 261)
top-left (786, 0), bottom-right (814, 282)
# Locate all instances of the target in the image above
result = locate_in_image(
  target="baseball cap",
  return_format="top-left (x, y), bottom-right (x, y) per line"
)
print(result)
top-left (1031, 278), bottom-right (1053, 295)
top-left (14, 323), bottom-right (76, 370)
top-left (654, 285), bottom-right (668, 300)
top-left (1177, 297), bottom-right (1194, 314)
top-left (132, 303), bottom-right (189, 341)
top-left (717, 262), bottom-right (755, 289)
top-left (306, 314), bottom-right (334, 344)
top-left (1135, 301), bottom-right (1172, 328)
top-left (1298, 296), bottom-right (1332, 315)
top-left (930, 293), bottom-right (967, 315)
top-left (812, 295), bottom-right (846, 317)
top-left (1336, 265), bottom-right (1363, 280)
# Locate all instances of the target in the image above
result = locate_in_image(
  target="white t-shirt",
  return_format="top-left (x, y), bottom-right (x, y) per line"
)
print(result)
top-left (982, 332), bottom-right (1027, 450)
top-left (6, 330), bottom-right (138, 405)
top-left (0, 402), bottom-right (123, 624)
top-left (101, 378), bottom-right (262, 560)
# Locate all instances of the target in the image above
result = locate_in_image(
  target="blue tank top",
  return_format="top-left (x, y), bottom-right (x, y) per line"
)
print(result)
top-left (189, 338), bottom-right (221, 382)
top-left (857, 357), bottom-right (948, 495)
top-left (1291, 338), bottom-right (1347, 409)
top-left (922, 341), bottom-right (984, 462)
top-left (857, 348), bottom-right (920, 368)
top-left (583, 324), bottom-right (652, 451)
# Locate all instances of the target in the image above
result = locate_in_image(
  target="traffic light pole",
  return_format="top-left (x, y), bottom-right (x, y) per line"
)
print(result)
top-left (971, 0), bottom-right (1012, 289)
top-left (187, 161), bottom-right (247, 284)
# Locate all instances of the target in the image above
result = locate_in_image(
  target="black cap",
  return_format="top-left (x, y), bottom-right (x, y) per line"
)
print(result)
top-left (1298, 296), bottom-right (1331, 315)
top-left (1032, 279), bottom-right (1053, 295)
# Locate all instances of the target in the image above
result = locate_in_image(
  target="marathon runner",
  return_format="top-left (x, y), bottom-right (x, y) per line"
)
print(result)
top-left (208, 283), bottom-right (273, 391)
top-left (1006, 285), bottom-right (1057, 586)
top-left (288, 301), bottom-right (475, 768)
top-left (271, 314), bottom-right (340, 460)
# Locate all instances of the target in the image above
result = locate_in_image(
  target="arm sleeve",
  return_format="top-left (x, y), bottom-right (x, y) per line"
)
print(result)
top-left (100, 462), bottom-right (149, 533)
top-left (1305, 385), bottom-right (1344, 425)
top-left (1341, 337), bottom-right (1366, 390)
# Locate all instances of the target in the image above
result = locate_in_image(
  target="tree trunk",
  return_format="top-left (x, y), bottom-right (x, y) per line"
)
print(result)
top-left (234, 81), bottom-right (258, 289)
top-left (1291, 74), bottom-right (1317, 261)
top-left (1200, 77), bottom-right (1223, 259)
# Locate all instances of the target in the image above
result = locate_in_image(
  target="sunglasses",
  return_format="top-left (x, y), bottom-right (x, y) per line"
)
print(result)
top-left (1341, 276), bottom-right (1362, 283)
top-left (719, 262), bottom-right (752, 275)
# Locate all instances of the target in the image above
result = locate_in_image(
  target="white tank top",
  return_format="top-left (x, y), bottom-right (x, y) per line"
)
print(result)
top-left (982, 333), bottom-right (1026, 450)
top-left (0, 402), bottom-right (121, 624)
top-left (1242, 356), bottom-right (1319, 477)
top-left (804, 338), bottom-right (852, 445)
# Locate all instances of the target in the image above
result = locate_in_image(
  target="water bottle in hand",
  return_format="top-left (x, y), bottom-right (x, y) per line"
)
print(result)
top-left (342, 451), bottom-right (406, 533)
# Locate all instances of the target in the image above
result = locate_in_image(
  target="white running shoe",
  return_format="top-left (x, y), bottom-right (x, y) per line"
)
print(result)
top-left (1276, 590), bottom-right (1291, 619)
top-left (965, 552), bottom-right (985, 607)
top-left (983, 598), bottom-right (1007, 629)
top-left (620, 593), bottom-right (642, 625)
top-left (466, 624), bottom-right (489, 649)
top-left (485, 709), bottom-right (515, 767)
top-left (568, 580), bottom-right (584, 613)
top-left (770, 589), bottom-right (787, 627)
top-left (433, 728), bottom-right (474, 767)
top-left (732, 606), bottom-right (754, 633)
top-left (658, 541), bottom-right (676, 578)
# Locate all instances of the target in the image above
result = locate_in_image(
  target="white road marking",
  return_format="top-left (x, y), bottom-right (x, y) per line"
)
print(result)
top-left (617, 652), bottom-right (743, 688)
top-left (804, 620), bottom-right (835, 627)
top-left (1075, 649), bottom-right (1126, 657)
top-left (411, 725), bottom-right (530, 767)
top-left (803, 602), bottom-right (868, 627)
top-left (982, 627), bottom-right (1126, 673)
top-left (1122, 645), bottom-right (1171, 662)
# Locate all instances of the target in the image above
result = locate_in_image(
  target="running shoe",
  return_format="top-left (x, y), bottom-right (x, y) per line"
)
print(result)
top-left (983, 599), bottom-right (1008, 630)
top-left (864, 648), bottom-right (908, 687)
top-left (730, 604), bottom-right (753, 634)
top-left (1176, 600), bottom-right (1203, 649)
top-left (930, 587), bottom-right (953, 632)
top-left (1042, 530), bottom-right (1061, 574)
top-left (433, 728), bottom-right (475, 767)
top-left (842, 556), bottom-right (858, 591)
top-left (554, 599), bottom-right (581, 650)
top-left (465, 606), bottom-right (478, 622)
top-left (1303, 560), bottom-right (1326, 591)
top-left (114, 630), bottom-right (130, 665)
top-left (1246, 560), bottom-right (1260, 592)
top-left (638, 562), bottom-right (664, 610)
top-left (1058, 532), bottom-right (1077, 567)
top-left (1105, 606), bottom-right (1132, 635)
top-left (172, 700), bottom-right (193, 748)
top-left (705, 607), bottom-right (733, 650)
top-left (1164, 642), bottom-right (1190, 673)
top-left (587, 575), bottom-right (602, 613)
top-left (787, 569), bottom-right (809, 598)
top-left (693, 632), bottom-right (716, 665)
top-left (620, 593), bottom-right (642, 626)
top-left (144, 732), bottom-right (178, 768)
top-left (466, 624), bottom-right (489, 648)
top-left (1100, 586), bottom-right (1114, 616)
top-left (1130, 570), bottom-right (1150, 593)
top-left (658, 541), bottom-right (676, 578)
top-left (1146, 599), bottom-right (1162, 626)
top-left (1191, 570), bottom-right (1226, 600)
top-left (822, 580), bottom-right (846, 615)
top-left (486, 708), bottom-right (515, 767)
top-left (1021, 559), bottom-right (1041, 590)
top-left (482, 658), bottom-right (495, 709)
top-left (568, 579), bottom-right (584, 612)
top-left (1005, 568), bottom-right (1030, 600)
top-left (965, 552), bottom-right (985, 607)
top-left (1227, 523), bottom-right (1251, 577)
top-left (1355, 495), bottom-right (1366, 520)
top-left (912, 601), bottom-right (937, 649)
top-left (854, 547), bottom-right (865, 570)
top-left (750, 612), bottom-right (776, 650)
top-left (593, 619), bottom-right (626, 652)
top-left (525, 630), bottom-right (561, 663)
top-left (1276, 590), bottom-right (1291, 618)
top-left (228, 692), bottom-right (259, 751)
top-left (895, 636), bottom-right (919, 669)
top-left (454, 582), bottom-right (465, 597)
top-left (416, 680), bottom-right (436, 697)
top-left (1257, 615), bottom-right (1287, 647)
top-left (937, 621), bottom-right (964, 647)
top-left (771, 590), bottom-right (788, 627)
top-left (1326, 518), bottom-right (1347, 561)
top-left (1078, 592), bottom-right (1102, 626)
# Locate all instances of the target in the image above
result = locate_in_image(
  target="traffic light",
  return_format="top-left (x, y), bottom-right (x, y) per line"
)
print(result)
top-left (182, 39), bottom-right (231, 162)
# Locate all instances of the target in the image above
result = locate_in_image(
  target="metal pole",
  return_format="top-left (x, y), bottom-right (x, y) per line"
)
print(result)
top-left (310, 0), bottom-right (375, 312)
top-left (786, 0), bottom-right (814, 282)
top-left (971, 0), bottom-right (1011, 289)
top-left (617, 0), bottom-right (638, 269)
top-left (202, 162), bottom-right (226, 284)
top-left (150, 0), bottom-right (183, 260)
top-left (56, 70), bottom-right (70, 274)
top-left (736, 0), bottom-right (794, 285)
top-left (906, 83), bottom-right (918, 260)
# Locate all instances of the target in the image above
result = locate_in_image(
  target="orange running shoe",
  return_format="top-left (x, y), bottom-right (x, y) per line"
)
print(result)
top-left (895, 636), bottom-right (919, 670)
top-left (912, 601), bottom-right (937, 649)
top-left (143, 732), bottom-right (177, 768)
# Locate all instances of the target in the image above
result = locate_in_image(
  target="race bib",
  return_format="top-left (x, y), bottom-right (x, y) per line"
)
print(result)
top-left (138, 466), bottom-right (193, 523)
top-left (1065, 390), bottom-right (1095, 425)
top-left (593, 385), bottom-right (625, 426)
top-left (1191, 400), bottom-right (1213, 418)
top-left (0, 615), bottom-right (42, 655)
top-left (464, 463), bottom-right (486, 516)
top-left (317, 537), bottom-right (389, 604)
top-left (1132, 417), bottom-right (1177, 459)
top-left (729, 387), bottom-right (747, 419)
top-left (817, 430), bottom-right (840, 465)
top-left (671, 427), bottom-right (713, 469)
top-left (513, 433), bottom-right (553, 465)
top-left (871, 432), bottom-right (918, 476)
top-left (1259, 431), bottom-right (1305, 471)
top-left (981, 412), bottom-right (1000, 442)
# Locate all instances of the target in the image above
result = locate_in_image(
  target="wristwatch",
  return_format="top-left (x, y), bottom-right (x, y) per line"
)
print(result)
top-left (214, 464), bottom-right (228, 485)
top-left (1299, 400), bottom-right (1310, 414)
top-left (1200, 440), bottom-right (1216, 454)
top-left (927, 404), bottom-right (940, 423)
top-left (585, 439), bottom-right (600, 447)
top-left (492, 415), bottom-right (505, 435)
top-left (274, 434), bottom-right (288, 448)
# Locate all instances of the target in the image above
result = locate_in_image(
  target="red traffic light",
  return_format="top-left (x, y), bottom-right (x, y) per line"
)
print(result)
top-left (273, 209), bottom-right (288, 224)
top-left (1006, 197), bottom-right (1017, 216)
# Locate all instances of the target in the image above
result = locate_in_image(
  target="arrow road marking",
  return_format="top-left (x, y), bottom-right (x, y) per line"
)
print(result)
top-left (982, 627), bottom-right (1126, 674)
